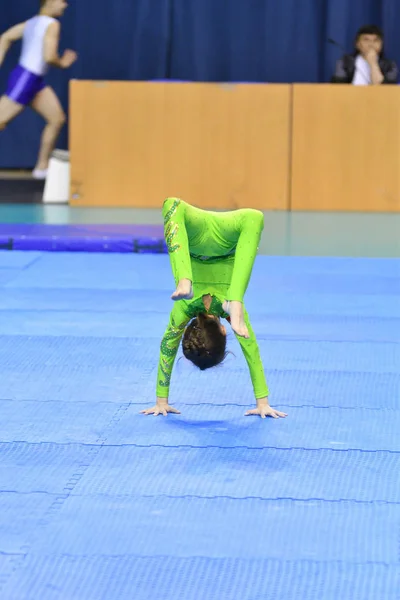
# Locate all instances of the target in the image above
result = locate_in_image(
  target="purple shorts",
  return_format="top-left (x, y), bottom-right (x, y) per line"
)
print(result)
top-left (6, 65), bottom-right (46, 106)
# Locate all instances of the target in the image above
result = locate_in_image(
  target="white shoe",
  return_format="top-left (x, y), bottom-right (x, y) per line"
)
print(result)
top-left (32, 169), bottom-right (48, 180)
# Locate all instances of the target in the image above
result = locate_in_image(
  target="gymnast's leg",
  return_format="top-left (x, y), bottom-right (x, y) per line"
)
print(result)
top-left (30, 86), bottom-right (66, 178)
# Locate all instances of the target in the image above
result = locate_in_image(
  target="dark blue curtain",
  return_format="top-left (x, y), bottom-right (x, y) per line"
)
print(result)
top-left (1, 0), bottom-right (399, 169)
top-left (73, 0), bottom-right (171, 81)
top-left (170, 0), bottom-right (325, 83)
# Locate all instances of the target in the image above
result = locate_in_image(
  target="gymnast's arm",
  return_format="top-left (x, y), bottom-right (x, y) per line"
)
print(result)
top-left (141, 303), bottom-right (190, 416)
top-left (0, 23), bottom-right (25, 68)
top-left (235, 309), bottom-right (287, 419)
top-left (44, 21), bottom-right (77, 69)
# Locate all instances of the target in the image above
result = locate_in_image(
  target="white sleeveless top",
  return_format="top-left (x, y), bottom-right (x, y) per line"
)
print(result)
top-left (19, 15), bottom-right (56, 76)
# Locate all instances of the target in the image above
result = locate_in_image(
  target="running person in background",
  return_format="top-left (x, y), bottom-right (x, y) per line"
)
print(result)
top-left (0, 0), bottom-right (77, 179)
top-left (141, 198), bottom-right (288, 420)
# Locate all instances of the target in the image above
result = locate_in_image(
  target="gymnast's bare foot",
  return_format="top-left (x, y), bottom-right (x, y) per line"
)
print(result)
top-left (223, 300), bottom-right (249, 338)
top-left (171, 279), bottom-right (193, 301)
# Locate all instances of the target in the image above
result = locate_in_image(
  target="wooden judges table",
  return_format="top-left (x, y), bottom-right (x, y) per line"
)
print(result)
top-left (70, 81), bottom-right (400, 212)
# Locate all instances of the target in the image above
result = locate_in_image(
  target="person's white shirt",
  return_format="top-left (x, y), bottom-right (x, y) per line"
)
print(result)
top-left (19, 15), bottom-right (56, 76)
top-left (352, 55), bottom-right (371, 85)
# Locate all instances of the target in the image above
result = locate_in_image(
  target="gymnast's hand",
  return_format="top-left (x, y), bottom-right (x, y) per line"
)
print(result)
top-left (245, 398), bottom-right (287, 419)
top-left (60, 49), bottom-right (78, 69)
top-left (140, 398), bottom-right (181, 417)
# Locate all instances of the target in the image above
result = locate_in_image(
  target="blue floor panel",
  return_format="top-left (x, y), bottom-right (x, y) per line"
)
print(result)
top-left (168, 368), bottom-right (400, 409)
top-left (72, 446), bottom-right (400, 503)
top-left (0, 269), bottom-right (23, 286)
top-left (0, 442), bottom-right (93, 495)
top-left (0, 399), bottom-right (126, 444)
top-left (1, 365), bottom-right (399, 409)
top-left (0, 370), bottom-right (149, 403)
top-left (0, 251), bottom-right (42, 269)
top-left (20, 496), bottom-right (400, 563)
top-left (0, 493), bottom-right (53, 554)
top-left (5, 253), bottom-right (172, 290)
top-left (107, 405), bottom-right (400, 452)
top-left (2, 444), bottom-right (400, 502)
top-left (0, 252), bottom-right (399, 599)
top-left (0, 335), bottom-right (157, 368)
top-left (2, 557), bottom-right (399, 600)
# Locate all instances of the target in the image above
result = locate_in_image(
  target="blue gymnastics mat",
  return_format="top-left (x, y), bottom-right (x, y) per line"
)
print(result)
top-left (0, 223), bottom-right (166, 253)
top-left (0, 252), bottom-right (399, 600)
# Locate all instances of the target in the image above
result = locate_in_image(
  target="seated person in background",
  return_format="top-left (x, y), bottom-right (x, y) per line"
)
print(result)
top-left (331, 25), bottom-right (398, 85)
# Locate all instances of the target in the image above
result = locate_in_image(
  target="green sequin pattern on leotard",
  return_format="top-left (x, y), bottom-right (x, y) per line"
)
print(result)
top-left (165, 222), bottom-right (180, 253)
top-left (186, 296), bottom-right (229, 320)
top-left (163, 198), bottom-right (180, 224)
top-left (158, 316), bottom-right (186, 388)
top-left (159, 357), bottom-right (171, 387)
top-left (163, 199), bottom-right (181, 253)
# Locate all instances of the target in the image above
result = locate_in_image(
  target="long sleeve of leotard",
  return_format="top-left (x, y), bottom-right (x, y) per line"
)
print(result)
top-left (156, 301), bottom-right (190, 398)
top-left (235, 309), bottom-right (269, 399)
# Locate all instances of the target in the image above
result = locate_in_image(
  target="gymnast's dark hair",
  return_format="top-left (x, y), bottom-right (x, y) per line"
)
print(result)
top-left (182, 313), bottom-right (227, 371)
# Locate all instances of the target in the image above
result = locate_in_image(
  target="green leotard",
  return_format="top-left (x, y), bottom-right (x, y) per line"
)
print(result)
top-left (157, 198), bottom-right (269, 400)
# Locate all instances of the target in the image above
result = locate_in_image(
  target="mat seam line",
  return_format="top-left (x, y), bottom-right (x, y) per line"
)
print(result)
top-left (0, 399), bottom-right (398, 411)
top-left (1, 491), bottom-right (399, 506)
top-left (1, 441), bottom-right (399, 454)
